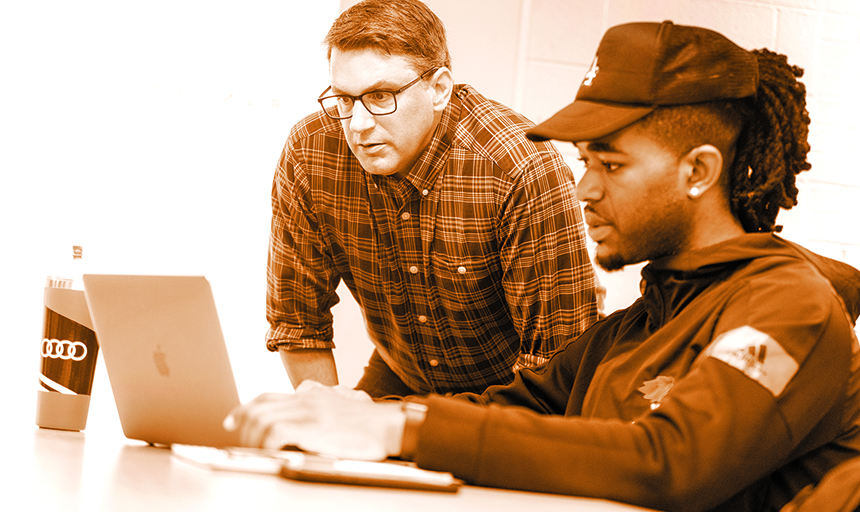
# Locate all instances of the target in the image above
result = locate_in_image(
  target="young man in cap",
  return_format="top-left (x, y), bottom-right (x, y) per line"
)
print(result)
top-left (267, 0), bottom-right (598, 397)
top-left (229, 21), bottom-right (860, 512)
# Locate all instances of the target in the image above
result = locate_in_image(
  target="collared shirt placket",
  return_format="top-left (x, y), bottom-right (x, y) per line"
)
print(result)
top-left (367, 173), bottom-right (441, 391)
top-left (397, 185), bottom-right (444, 385)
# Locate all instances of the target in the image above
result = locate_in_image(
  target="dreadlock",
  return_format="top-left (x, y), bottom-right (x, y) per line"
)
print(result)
top-left (730, 49), bottom-right (811, 233)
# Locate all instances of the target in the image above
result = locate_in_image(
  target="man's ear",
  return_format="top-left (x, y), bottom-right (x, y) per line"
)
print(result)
top-left (681, 144), bottom-right (723, 199)
top-left (429, 67), bottom-right (454, 113)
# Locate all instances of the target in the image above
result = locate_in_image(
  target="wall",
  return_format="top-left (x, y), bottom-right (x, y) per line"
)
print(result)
top-left (1, 1), bottom-right (359, 424)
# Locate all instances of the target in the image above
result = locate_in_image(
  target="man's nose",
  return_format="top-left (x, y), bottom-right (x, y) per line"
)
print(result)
top-left (576, 168), bottom-right (603, 204)
top-left (348, 100), bottom-right (376, 133)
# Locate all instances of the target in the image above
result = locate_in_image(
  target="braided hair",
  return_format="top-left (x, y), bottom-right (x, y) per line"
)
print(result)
top-left (636, 49), bottom-right (811, 233)
top-left (731, 49), bottom-right (811, 233)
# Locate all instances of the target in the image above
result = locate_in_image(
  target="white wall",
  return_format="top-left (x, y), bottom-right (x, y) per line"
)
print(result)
top-left (1, 1), bottom-right (378, 427)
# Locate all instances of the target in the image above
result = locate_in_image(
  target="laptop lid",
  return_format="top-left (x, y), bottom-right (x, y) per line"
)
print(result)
top-left (83, 274), bottom-right (241, 447)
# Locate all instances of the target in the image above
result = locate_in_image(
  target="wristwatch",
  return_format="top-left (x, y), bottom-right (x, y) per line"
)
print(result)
top-left (399, 400), bottom-right (428, 460)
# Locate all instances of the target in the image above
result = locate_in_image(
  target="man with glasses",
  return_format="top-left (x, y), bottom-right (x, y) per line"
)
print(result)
top-left (266, 0), bottom-right (598, 397)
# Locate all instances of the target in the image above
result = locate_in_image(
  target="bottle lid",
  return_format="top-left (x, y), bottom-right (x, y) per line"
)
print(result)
top-left (45, 276), bottom-right (74, 289)
top-left (45, 245), bottom-right (84, 288)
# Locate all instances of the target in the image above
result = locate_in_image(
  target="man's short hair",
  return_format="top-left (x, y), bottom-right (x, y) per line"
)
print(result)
top-left (324, 0), bottom-right (452, 73)
top-left (634, 100), bottom-right (751, 163)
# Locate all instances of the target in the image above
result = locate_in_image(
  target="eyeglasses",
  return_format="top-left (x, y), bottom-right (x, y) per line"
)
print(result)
top-left (317, 68), bottom-right (438, 120)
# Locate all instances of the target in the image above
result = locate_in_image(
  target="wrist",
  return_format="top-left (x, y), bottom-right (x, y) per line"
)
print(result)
top-left (279, 347), bottom-right (338, 388)
top-left (399, 401), bottom-right (428, 460)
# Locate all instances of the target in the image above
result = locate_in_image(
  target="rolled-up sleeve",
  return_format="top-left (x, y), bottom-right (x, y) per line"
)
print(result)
top-left (500, 146), bottom-right (598, 363)
top-left (265, 139), bottom-right (340, 352)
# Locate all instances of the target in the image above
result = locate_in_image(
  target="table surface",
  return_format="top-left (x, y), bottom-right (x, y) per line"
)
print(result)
top-left (8, 394), bottom-right (656, 512)
top-left (10, 427), bottom-right (657, 512)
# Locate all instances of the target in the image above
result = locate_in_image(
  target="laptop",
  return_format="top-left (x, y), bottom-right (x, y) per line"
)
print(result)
top-left (83, 274), bottom-right (463, 491)
top-left (83, 274), bottom-right (241, 447)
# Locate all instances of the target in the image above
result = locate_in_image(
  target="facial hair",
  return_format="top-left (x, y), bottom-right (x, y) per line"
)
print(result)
top-left (594, 200), bottom-right (689, 272)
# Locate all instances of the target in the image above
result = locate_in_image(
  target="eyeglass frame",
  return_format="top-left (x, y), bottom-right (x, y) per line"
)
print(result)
top-left (317, 68), bottom-right (439, 120)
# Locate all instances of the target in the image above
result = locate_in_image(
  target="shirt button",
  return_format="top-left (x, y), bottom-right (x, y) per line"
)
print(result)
top-left (429, 359), bottom-right (439, 367)
top-left (457, 266), bottom-right (467, 274)
top-left (409, 265), bottom-right (419, 274)
top-left (418, 315), bottom-right (428, 323)
top-left (422, 189), bottom-right (429, 196)
top-left (401, 212), bottom-right (411, 221)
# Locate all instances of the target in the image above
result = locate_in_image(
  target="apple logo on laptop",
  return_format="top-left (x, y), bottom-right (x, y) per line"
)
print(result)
top-left (153, 345), bottom-right (170, 377)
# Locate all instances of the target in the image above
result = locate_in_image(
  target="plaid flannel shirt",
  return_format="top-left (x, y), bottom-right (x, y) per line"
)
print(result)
top-left (266, 84), bottom-right (598, 394)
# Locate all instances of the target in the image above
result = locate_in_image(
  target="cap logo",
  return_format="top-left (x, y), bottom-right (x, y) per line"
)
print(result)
top-left (583, 56), bottom-right (599, 86)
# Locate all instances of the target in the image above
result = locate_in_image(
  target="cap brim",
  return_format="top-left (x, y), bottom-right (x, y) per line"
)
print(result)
top-left (526, 100), bottom-right (655, 143)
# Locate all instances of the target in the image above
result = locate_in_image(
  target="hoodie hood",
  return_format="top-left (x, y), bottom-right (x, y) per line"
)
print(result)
top-left (643, 233), bottom-right (860, 327)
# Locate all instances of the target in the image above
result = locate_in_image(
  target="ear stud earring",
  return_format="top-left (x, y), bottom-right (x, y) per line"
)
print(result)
top-left (689, 186), bottom-right (701, 198)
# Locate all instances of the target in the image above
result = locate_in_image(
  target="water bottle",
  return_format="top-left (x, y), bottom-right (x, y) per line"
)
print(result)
top-left (35, 245), bottom-right (100, 431)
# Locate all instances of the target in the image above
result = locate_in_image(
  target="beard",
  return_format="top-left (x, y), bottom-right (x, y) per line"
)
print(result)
top-left (593, 206), bottom-right (689, 272)
top-left (595, 242), bottom-right (679, 272)
top-left (595, 249), bottom-right (632, 272)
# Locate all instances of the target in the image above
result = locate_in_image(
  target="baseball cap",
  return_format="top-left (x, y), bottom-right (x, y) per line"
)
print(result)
top-left (526, 21), bottom-right (758, 143)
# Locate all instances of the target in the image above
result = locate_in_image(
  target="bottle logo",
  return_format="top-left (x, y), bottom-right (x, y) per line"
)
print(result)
top-left (41, 339), bottom-right (88, 361)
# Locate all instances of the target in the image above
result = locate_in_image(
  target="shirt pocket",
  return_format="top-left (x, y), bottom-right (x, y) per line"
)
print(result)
top-left (430, 251), bottom-right (505, 316)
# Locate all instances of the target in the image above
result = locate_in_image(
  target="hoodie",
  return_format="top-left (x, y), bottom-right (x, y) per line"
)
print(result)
top-left (411, 233), bottom-right (860, 512)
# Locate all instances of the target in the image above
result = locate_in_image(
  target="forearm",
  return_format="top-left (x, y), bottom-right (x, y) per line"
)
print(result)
top-left (279, 348), bottom-right (339, 388)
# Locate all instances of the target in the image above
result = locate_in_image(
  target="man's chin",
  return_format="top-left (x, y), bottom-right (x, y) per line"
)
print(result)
top-left (595, 249), bottom-right (631, 272)
top-left (359, 162), bottom-right (403, 177)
